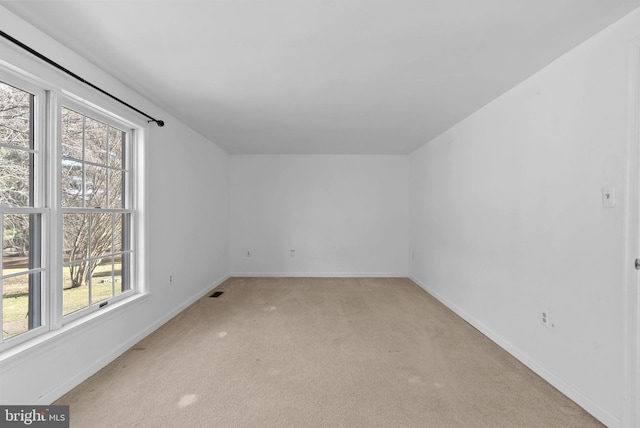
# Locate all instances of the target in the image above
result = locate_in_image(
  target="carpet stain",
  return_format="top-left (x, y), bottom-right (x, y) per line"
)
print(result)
top-left (263, 306), bottom-right (277, 312)
top-left (218, 332), bottom-right (228, 338)
top-left (178, 394), bottom-right (198, 408)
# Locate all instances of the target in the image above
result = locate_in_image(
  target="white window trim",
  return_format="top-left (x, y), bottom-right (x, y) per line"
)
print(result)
top-left (0, 61), bottom-right (149, 353)
top-left (0, 70), bottom-right (49, 351)
top-left (57, 96), bottom-right (137, 325)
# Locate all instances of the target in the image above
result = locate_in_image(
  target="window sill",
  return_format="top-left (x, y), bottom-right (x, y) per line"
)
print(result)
top-left (0, 292), bottom-right (150, 370)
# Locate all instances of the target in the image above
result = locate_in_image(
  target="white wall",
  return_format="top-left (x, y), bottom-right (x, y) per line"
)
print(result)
top-left (231, 155), bottom-right (409, 276)
top-left (3, 1), bottom-right (639, 424)
top-left (0, 8), bottom-right (230, 404)
top-left (410, 8), bottom-right (640, 428)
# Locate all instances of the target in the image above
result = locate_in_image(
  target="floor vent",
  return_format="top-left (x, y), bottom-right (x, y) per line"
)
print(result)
top-left (210, 291), bottom-right (224, 298)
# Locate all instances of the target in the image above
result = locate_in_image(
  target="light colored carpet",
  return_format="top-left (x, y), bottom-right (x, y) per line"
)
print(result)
top-left (56, 277), bottom-right (604, 427)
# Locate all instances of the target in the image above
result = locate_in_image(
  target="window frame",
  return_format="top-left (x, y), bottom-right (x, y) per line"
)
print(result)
top-left (0, 64), bottom-right (146, 353)
top-left (57, 96), bottom-right (138, 326)
top-left (0, 71), bottom-right (49, 350)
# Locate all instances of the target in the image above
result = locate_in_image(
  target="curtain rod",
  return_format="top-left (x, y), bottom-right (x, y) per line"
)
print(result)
top-left (0, 30), bottom-right (165, 127)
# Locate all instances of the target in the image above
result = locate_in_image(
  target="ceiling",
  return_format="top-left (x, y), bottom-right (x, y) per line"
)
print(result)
top-left (2, 1), bottom-right (640, 154)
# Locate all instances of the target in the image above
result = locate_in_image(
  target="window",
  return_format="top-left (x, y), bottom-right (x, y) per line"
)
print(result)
top-left (0, 80), bottom-right (45, 343)
top-left (60, 104), bottom-right (134, 320)
top-left (0, 69), bottom-right (142, 351)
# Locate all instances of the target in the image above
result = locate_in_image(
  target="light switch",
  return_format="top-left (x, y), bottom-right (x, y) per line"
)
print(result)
top-left (602, 185), bottom-right (616, 208)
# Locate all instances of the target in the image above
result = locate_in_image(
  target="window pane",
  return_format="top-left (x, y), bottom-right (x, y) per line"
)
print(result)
top-left (114, 214), bottom-right (123, 252)
top-left (118, 252), bottom-right (131, 293)
top-left (58, 106), bottom-right (134, 321)
top-left (114, 213), bottom-right (131, 253)
top-left (91, 257), bottom-right (113, 304)
top-left (85, 117), bottom-right (107, 165)
top-left (63, 213), bottom-right (88, 262)
top-left (108, 127), bottom-right (124, 169)
top-left (108, 170), bottom-right (123, 208)
top-left (0, 147), bottom-right (32, 207)
top-left (3, 214), bottom-right (31, 277)
top-left (85, 164), bottom-right (107, 208)
top-left (2, 273), bottom-right (29, 339)
top-left (114, 254), bottom-right (125, 296)
top-left (91, 213), bottom-right (112, 257)
top-left (61, 161), bottom-right (83, 207)
top-left (63, 263), bottom-right (89, 315)
top-left (61, 107), bottom-right (83, 160)
top-left (0, 82), bottom-right (32, 149)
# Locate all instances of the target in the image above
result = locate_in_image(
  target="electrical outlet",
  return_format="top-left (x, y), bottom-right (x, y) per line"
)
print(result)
top-left (169, 274), bottom-right (173, 284)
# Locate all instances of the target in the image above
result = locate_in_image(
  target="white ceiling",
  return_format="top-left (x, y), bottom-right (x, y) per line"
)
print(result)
top-left (2, 1), bottom-right (640, 154)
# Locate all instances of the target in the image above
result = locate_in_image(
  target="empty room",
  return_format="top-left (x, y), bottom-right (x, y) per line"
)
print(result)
top-left (1, 1), bottom-right (640, 427)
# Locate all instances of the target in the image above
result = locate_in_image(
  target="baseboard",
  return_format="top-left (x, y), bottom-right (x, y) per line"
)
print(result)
top-left (409, 276), bottom-right (620, 428)
top-left (36, 274), bottom-right (230, 405)
top-left (230, 272), bottom-right (407, 278)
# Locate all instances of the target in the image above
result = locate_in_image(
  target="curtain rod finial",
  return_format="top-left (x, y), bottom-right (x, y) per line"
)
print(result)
top-left (148, 119), bottom-right (165, 127)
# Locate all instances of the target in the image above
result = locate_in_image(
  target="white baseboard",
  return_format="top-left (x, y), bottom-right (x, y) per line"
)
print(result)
top-left (230, 272), bottom-right (407, 278)
top-left (36, 274), bottom-right (230, 405)
top-left (409, 276), bottom-right (620, 428)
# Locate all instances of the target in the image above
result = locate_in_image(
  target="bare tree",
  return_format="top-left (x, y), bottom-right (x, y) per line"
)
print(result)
top-left (61, 108), bottom-right (124, 289)
top-left (2, 85), bottom-right (123, 290)
top-left (0, 83), bottom-right (32, 258)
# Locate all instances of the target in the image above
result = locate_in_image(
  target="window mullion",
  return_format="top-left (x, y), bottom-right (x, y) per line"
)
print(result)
top-left (87, 213), bottom-right (92, 306)
top-left (0, 142), bottom-right (37, 153)
top-left (2, 267), bottom-right (45, 280)
top-left (61, 207), bottom-right (131, 214)
top-left (49, 89), bottom-right (63, 331)
top-left (28, 214), bottom-right (41, 329)
top-left (0, 207), bottom-right (48, 214)
top-left (81, 114), bottom-right (86, 209)
top-left (106, 128), bottom-right (110, 208)
top-left (111, 214), bottom-right (115, 296)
